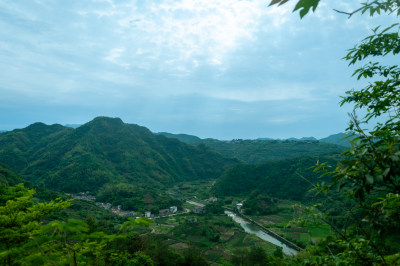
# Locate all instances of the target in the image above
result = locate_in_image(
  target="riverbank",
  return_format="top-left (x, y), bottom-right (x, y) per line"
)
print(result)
top-left (233, 210), bottom-right (303, 252)
top-left (225, 210), bottom-right (299, 256)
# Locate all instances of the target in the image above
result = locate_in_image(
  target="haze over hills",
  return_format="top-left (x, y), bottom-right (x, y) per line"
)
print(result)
top-left (0, 117), bottom-right (238, 193)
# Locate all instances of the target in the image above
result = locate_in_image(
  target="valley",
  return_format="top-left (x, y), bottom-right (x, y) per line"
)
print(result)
top-left (0, 117), bottom-right (398, 265)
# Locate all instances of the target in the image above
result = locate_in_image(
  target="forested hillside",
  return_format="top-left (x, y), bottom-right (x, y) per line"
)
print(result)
top-left (159, 131), bottom-right (345, 163)
top-left (195, 139), bottom-right (344, 163)
top-left (213, 155), bottom-right (340, 201)
top-left (0, 162), bottom-right (25, 186)
top-left (0, 117), bottom-right (238, 193)
top-left (319, 132), bottom-right (355, 147)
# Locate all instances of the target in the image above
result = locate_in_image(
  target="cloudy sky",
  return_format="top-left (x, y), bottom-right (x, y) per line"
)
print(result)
top-left (0, 0), bottom-right (396, 139)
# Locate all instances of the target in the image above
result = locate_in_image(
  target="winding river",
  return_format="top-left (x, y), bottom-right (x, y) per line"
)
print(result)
top-left (225, 211), bottom-right (298, 256)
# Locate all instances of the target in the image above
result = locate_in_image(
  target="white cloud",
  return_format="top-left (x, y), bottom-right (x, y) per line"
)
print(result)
top-left (205, 84), bottom-right (320, 102)
top-left (103, 47), bottom-right (131, 68)
top-left (113, 0), bottom-right (293, 73)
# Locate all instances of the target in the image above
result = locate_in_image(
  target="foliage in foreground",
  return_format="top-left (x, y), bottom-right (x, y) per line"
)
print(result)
top-left (270, 0), bottom-right (400, 264)
top-left (0, 183), bottom-right (211, 266)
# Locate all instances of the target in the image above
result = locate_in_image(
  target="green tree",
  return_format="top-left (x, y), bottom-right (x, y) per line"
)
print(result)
top-left (28, 218), bottom-right (121, 265)
top-left (111, 251), bottom-right (154, 266)
top-left (247, 246), bottom-right (269, 266)
top-left (269, 0), bottom-right (400, 264)
top-left (269, 0), bottom-right (400, 18)
top-left (204, 200), bottom-right (224, 214)
top-left (0, 183), bottom-right (71, 265)
top-left (273, 246), bottom-right (284, 259)
top-left (230, 247), bottom-right (269, 266)
top-left (231, 248), bottom-right (248, 266)
top-left (182, 246), bottom-right (209, 266)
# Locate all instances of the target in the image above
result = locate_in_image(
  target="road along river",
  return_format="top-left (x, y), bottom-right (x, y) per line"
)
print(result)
top-left (225, 211), bottom-right (298, 256)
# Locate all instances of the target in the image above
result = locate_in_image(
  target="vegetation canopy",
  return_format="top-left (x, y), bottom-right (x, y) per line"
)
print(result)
top-left (268, 0), bottom-right (400, 264)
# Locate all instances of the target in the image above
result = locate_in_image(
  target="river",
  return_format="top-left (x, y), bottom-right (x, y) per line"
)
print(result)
top-left (225, 211), bottom-right (298, 256)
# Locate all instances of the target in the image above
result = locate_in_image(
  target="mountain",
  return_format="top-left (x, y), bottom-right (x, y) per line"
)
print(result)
top-left (159, 133), bottom-right (345, 164)
top-left (319, 132), bottom-right (355, 147)
top-left (285, 137), bottom-right (317, 141)
top-left (187, 138), bottom-right (344, 164)
top-left (213, 155), bottom-right (340, 202)
top-left (156, 132), bottom-right (201, 144)
top-left (0, 117), bottom-right (238, 193)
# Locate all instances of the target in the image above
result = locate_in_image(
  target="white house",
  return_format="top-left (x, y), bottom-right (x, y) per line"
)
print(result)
top-left (170, 206), bottom-right (178, 213)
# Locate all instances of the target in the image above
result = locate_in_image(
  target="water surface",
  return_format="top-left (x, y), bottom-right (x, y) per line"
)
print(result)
top-left (225, 210), bottom-right (298, 256)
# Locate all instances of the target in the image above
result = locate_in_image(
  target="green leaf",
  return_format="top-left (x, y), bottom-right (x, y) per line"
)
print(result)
top-left (269, 0), bottom-right (289, 6)
top-left (293, 0), bottom-right (320, 18)
top-left (366, 174), bottom-right (374, 185)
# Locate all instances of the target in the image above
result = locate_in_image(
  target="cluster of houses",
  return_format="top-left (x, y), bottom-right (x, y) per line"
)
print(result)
top-left (143, 206), bottom-right (178, 218)
top-left (95, 202), bottom-right (136, 217)
top-left (67, 192), bottom-right (137, 217)
top-left (67, 191), bottom-right (178, 218)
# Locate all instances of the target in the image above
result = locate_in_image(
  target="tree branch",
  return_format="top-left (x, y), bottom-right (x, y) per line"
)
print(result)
top-left (333, 0), bottom-right (379, 19)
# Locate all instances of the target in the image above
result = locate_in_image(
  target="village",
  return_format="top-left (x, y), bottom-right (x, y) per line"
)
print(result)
top-left (67, 191), bottom-right (179, 218)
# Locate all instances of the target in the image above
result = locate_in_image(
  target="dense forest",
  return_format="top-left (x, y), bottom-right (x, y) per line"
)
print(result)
top-left (158, 133), bottom-right (346, 163)
top-left (0, 117), bottom-right (238, 193)
top-left (213, 155), bottom-right (339, 201)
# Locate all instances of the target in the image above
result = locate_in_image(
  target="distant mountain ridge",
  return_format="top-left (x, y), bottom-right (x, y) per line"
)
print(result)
top-left (157, 132), bottom-right (351, 147)
top-left (319, 132), bottom-right (355, 147)
top-left (287, 137), bottom-right (318, 141)
top-left (0, 117), bottom-right (238, 193)
top-left (156, 132), bottom-right (201, 143)
top-left (157, 132), bottom-right (347, 163)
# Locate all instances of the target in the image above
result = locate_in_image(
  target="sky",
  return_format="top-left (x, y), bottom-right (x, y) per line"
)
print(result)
top-left (0, 0), bottom-right (397, 139)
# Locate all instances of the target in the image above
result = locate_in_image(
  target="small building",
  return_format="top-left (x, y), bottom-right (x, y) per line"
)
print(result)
top-left (159, 209), bottom-right (170, 216)
top-left (236, 203), bottom-right (243, 210)
top-left (169, 206), bottom-right (178, 213)
top-left (145, 211), bottom-right (151, 218)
